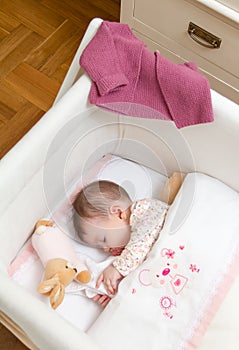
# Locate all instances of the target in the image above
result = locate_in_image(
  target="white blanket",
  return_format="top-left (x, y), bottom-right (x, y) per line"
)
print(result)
top-left (88, 173), bottom-right (239, 350)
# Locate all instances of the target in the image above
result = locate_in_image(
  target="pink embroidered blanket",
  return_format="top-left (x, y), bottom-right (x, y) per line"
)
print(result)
top-left (87, 173), bottom-right (239, 350)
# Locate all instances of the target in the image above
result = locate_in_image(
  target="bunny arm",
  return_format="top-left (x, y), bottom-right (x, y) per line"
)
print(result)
top-left (76, 268), bottom-right (91, 283)
top-left (35, 219), bottom-right (53, 230)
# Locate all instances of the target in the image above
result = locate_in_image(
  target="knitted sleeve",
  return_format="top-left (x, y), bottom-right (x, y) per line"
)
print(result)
top-left (80, 21), bottom-right (128, 96)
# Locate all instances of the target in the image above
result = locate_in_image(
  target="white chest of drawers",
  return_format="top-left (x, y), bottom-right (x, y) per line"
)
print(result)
top-left (120, 0), bottom-right (239, 103)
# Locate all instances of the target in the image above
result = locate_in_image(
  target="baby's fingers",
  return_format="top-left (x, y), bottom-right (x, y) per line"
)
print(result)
top-left (92, 294), bottom-right (101, 302)
top-left (96, 273), bottom-right (104, 289)
top-left (98, 295), bottom-right (111, 307)
top-left (104, 279), bottom-right (115, 295)
top-left (111, 279), bottom-right (118, 293)
top-left (92, 294), bottom-right (111, 308)
top-left (101, 295), bottom-right (111, 308)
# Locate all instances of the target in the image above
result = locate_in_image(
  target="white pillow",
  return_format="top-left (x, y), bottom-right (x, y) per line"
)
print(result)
top-left (92, 154), bottom-right (167, 201)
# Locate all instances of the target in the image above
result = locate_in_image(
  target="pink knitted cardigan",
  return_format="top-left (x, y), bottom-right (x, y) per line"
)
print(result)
top-left (80, 21), bottom-right (214, 128)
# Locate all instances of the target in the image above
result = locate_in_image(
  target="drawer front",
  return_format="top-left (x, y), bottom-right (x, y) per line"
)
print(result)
top-left (218, 0), bottom-right (239, 12)
top-left (134, 0), bottom-right (239, 78)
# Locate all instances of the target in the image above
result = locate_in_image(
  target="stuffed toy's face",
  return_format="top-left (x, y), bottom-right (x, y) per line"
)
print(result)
top-left (38, 258), bottom-right (77, 309)
top-left (44, 258), bottom-right (77, 286)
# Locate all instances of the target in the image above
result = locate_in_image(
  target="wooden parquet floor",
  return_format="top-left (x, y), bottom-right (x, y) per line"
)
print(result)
top-left (0, 1), bottom-right (120, 349)
top-left (0, 0), bottom-right (120, 159)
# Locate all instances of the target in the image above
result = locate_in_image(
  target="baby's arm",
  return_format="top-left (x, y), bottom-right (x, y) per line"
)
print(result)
top-left (95, 239), bottom-right (153, 297)
top-left (96, 200), bottom-right (168, 295)
top-left (96, 264), bottom-right (123, 295)
top-left (113, 234), bottom-right (156, 277)
top-left (96, 231), bottom-right (159, 295)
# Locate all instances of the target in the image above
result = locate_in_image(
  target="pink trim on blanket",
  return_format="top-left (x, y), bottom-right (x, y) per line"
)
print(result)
top-left (8, 242), bottom-right (39, 276)
top-left (184, 248), bottom-right (239, 350)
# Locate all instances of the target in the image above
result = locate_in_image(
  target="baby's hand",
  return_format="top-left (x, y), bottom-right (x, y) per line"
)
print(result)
top-left (92, 294), bottom-right (111, 308)
top-left (96, 264), bottom-right (123, 295)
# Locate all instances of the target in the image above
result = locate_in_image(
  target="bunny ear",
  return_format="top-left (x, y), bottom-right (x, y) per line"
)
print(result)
top-left (37, 276), bottom-right (65, 309)
top-left (50, 284), bottom-right (65, 309)
top-left (37, 276), bottom-right (59, 295)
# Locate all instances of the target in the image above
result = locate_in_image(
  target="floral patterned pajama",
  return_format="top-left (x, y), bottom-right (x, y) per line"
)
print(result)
top-left (113, 199), bottom-right (169, 276)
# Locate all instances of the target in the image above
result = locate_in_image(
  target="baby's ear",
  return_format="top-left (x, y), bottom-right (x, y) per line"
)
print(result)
top-left (110, 205), bottom-right (122, 218)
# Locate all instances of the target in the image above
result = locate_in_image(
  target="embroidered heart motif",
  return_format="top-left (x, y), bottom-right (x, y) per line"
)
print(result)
top-left (174, 279), bottom-right (181, 286)
top-left (170, 274), bottom-right (188, 294)
top-left (179, 245), bottom-right (185, 250)
top-left (162, 268), bottom-right (170, 276)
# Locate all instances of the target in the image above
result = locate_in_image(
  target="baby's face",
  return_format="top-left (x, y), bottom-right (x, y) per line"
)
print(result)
top-left (79, 214), bottom-right (131, 250)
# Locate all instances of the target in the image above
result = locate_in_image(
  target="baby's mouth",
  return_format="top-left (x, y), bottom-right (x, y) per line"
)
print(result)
top-left (109, 247), bottom-right (125, 256)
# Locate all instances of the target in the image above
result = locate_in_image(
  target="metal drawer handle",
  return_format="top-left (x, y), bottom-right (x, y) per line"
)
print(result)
top-left (188, 22), bottom-right (222, 49)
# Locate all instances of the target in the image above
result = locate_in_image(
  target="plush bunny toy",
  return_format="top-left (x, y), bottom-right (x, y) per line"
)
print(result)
top-left (32, 219), bottom-right (91, 309)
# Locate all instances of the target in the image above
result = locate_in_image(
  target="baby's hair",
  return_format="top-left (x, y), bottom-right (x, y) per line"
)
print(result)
top-left (73, 180), bottom-right (131, 239)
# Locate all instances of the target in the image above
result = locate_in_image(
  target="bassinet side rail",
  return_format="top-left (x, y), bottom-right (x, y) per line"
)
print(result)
top-left (54, 18), bottom-right (103, 104)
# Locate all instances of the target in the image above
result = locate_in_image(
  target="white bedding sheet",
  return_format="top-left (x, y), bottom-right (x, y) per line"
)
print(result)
top-left (9, 154), bottom-right (167, 331)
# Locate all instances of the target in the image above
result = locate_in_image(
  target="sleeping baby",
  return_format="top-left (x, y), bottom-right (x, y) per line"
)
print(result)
top-left (73, 175), bottom-right (183, 307)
